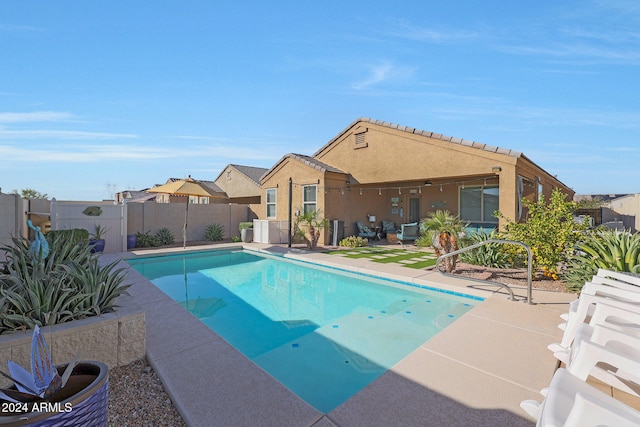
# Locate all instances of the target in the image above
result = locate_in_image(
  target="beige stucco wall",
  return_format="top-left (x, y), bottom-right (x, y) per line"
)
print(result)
top-left (609, 194), bottom-right (640, 231)
top-left (0, 194), bottom-right (21, 248)
top-left (214, 166), bottom-right (262, 199)
top-left (127, 202), bottom-right (250, 241)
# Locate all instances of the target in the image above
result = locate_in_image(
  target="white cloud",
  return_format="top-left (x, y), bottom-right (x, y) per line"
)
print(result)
top-left (0, 24), bottom-right (42, 33)
top-left (0, 111), bottom-right (77, 123)
top-left (385, 20), bottom-right (480, 43)
top-left (0, 129), bottom-right (137, 139)
top-left (351, 62), bottom-right (415, 90)
top-left (0, 144), bottom-right (172, 163)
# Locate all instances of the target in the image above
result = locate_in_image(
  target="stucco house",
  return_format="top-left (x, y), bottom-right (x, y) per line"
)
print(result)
top-left (258, 118), bottom-right (574, 245)
top-left (606, 194), bottom-right (640, 232)
top-left (152, 178), bottom-right (228, 204)
top-left (214, 164), bottom-right (268, 203)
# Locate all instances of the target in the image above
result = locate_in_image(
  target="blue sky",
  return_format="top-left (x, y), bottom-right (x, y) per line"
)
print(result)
top-left (1, 1), bottom-right (638, 200)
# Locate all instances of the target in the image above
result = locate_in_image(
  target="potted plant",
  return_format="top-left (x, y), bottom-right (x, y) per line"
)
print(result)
top-left (239, 222), bottom-right (253, 243)
top-left (88, 224), bottom-right (109, 253)
top-left (0, 326), bottom-right (109, 426)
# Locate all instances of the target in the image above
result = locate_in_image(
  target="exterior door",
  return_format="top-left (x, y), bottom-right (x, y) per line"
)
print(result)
top-left (409, 197), bottom-right (421, 223)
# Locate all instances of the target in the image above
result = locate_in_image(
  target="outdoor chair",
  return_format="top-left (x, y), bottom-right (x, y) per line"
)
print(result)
top-left (521, 368), bottom-right (640, 426)
top-left (395, 222), bottom-right (418, 245)
top-left (549, 302), bottom-right (640, 364)
top-left (523, 323), bottom-right (640, 424)
top-left (380, 220), bottom-right (396, 238)
top-left (557, 281), bottom-right (640, 349)
top-left (356, 221), bottom-right (376, 240)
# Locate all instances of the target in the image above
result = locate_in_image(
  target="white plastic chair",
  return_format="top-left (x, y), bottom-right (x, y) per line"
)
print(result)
top-left (559, 325), bottom-right (640, 396)
top-left (550, 302), bottom-right (640, 360)
top-left (558, 288), bottom-right (640, 349)
top-left (559, 270), bottom-right (640, 323)
top-left (521, 368), bottom-right (640, 427)
top-left (566, 339), bottom-right (640, 395)
top-left (596, 268), bottom-right (640, 287)
top-left (523, 340), bottom-right (640, 422)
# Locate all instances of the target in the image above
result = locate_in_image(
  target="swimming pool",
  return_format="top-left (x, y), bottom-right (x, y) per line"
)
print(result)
top-left (128, 249), bottom-right (482, 412)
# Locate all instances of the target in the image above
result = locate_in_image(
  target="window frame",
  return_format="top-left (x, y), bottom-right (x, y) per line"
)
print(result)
top-left (459, 185), bottom-right (499, 224)
top-left (302, 185), bottom-right (317, 214)
top-left (266, 188), bottom-right (277, 218)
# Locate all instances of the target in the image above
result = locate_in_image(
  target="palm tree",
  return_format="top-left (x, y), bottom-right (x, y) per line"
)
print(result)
top-left (294, 209), bottom-right (330, 249)
top-left (420, 210), bottom-right (467, 273)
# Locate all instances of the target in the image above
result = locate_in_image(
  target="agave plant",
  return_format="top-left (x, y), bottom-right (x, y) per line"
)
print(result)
top-left (459, 229), bottom-right (513, 269)
top-left (154, 227), bottom-right (175, 246)
top-left (204, 223), bottom-right (225, 241)
top-left (562, 229), bottom-right (640, 291)
top-left (0, 233), bottom-right (130, 334)
top-left (0, 325), bottom-right (77, 403)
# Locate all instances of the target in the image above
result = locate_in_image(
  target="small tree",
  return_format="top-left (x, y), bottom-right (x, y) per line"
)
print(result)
top-left (496, 188), bottom-right (588, 279)
top-left (294, 209), bottom-right (330, 249)
top-left (13, 188), bottom-right (48, 199)
top-left (420, 210), bottom-right (467, 273)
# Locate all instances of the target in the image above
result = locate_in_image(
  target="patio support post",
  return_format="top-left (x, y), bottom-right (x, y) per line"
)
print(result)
top-left (288, 177), bottom-right (292, 248)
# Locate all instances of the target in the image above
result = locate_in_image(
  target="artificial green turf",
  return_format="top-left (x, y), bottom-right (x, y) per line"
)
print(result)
top-left (326, 247), bottom-right (437, 269)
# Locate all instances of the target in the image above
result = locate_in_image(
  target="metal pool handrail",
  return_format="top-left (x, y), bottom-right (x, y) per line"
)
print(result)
top-left (435, 239), bottom-right (534, 305)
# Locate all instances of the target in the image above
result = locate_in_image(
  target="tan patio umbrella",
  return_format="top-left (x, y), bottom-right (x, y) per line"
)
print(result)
top-left (148, 176), bottom-right (223, 248)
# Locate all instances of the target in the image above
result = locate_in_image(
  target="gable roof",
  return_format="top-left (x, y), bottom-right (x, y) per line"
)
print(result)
top-left (215, 164), bottom-right (269, 186)
top-left (165, 177), bottom-right (225, 194)
top-left (313, 117), bottom-right (523, 159)
top-left (261, 153), bottom-right (347, 183)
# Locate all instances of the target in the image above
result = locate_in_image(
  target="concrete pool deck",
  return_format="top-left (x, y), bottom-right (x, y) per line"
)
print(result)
top-left (106, 243), bottom-right (579, 426)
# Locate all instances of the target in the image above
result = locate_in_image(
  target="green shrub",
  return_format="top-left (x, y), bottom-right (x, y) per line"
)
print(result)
top-left (563, 229), bottom-right (640, 291)
top-left (0, 236), bottom-right (130, 334)
top-left (154, 227), bottom-right (175, 246)
top-left (496, 188), bottom-right (589, 279)
top-left (459, 229), bottom-right (513, 268)
top-left (205, 223), bottom-right (225, 241)
top-left (239, 222), bottom-right (253, 232)
top-left (231, 236), bottom-right (242, 243)
top-left (135, 230), bottom-right (158, 248)
top-left (339, 236), bottom-right (369, 248)
top-left (46, 229), bottom-right (90, 245)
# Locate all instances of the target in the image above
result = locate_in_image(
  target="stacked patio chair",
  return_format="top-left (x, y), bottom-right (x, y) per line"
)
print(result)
top-left (520, 269), bottom-right (640, 426)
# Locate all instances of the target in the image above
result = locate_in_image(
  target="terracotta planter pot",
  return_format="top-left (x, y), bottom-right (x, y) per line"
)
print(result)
top-left (0, 361), bottom-right (108, 427)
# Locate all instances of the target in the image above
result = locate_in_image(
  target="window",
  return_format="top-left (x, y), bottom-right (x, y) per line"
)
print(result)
top-left (303, 185), bottom-right (317, 214)
top-left (266, 188), bottom-right (276, 218)
top-left (459, 186), bottom-right (499, 223)
top-left (538, 183), bottom-right (544, 201)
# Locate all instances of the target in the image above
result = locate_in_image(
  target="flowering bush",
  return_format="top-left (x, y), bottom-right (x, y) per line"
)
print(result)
top-left (496, 188), bottom-right (588, 279)
top-left (339, 236), bottom-right (369, 248)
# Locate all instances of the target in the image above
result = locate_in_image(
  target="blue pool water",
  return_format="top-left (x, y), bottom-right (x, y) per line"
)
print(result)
top-left (128, 250), bottom-right (481, 412)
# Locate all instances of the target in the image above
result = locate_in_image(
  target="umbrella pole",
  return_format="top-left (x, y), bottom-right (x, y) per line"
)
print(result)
top-left (183, 197), bottom-right (189, 249)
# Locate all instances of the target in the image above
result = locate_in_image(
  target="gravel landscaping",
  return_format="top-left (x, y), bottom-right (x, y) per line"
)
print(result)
top-left (108, 359), bottom-right (186, 427)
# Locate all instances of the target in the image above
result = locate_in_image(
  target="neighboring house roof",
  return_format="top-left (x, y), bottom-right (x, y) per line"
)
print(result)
top-left (166, 177), bottom-right (225, 194)
top-left (116, 189), bottom-right (157, 203)
top-left (261, 153), bottom-right (348, 183)
top-left (125, 193), bottom-right (158, 203)
top-left (313, 117), bottom-right (523, 158)
top-left (214, 164), bottom-right (269, 186)
top-left (575, 194), bottom-right (630, 203)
